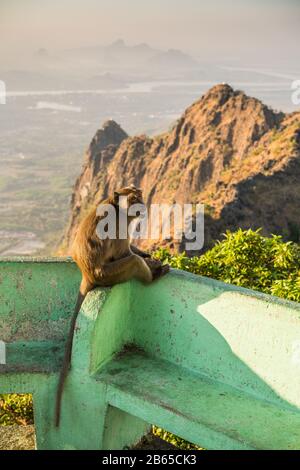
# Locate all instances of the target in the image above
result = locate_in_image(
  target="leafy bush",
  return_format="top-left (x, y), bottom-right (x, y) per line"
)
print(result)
top-left (2, 229), bottom-right (300, 449)
top-left (0, 394), bottom-right (33, 426)
top-left (154, 228), bottom-right (300, 302)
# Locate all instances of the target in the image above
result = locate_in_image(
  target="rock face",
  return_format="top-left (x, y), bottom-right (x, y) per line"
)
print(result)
top-left (65, 119), bottom-right (128, 248)
top-left (62, 84), bottom-right (300, 254)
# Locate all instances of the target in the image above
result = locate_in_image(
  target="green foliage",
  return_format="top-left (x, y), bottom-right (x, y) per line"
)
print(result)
top-left (152, 426), bottom-right (202, 450)
top-left (154, 229), bottom-right (300, 302)
top-left (0, 394), bottom-right (33, 426)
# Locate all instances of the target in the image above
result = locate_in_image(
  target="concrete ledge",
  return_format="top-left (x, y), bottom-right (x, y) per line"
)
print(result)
top-left (1, 259), bottom-right (300, 449)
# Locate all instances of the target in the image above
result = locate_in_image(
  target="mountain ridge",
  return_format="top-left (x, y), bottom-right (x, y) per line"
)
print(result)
top-left (62, 84), bottom-right (300, 254)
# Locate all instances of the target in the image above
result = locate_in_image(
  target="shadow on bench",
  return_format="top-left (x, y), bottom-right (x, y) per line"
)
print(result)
top-left (98, 350), bottom-right (300, 450)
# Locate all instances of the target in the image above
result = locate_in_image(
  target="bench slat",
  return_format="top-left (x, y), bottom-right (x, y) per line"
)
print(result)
top-left (97, 352), bottom-right (300, 450)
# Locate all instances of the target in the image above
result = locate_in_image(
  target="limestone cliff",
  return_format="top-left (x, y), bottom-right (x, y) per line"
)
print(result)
top-left (62, 84), bottom-right (300, 254)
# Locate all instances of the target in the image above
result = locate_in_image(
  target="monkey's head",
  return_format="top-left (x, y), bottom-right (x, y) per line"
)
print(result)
top-left (113, 184), bottom-right (145, 220)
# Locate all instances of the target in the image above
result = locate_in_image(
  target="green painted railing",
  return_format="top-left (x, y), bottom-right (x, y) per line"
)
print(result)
top-left (1, 258), bottom-right (300, 450)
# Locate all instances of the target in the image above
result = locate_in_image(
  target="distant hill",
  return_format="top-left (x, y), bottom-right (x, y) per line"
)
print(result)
top-left (64, 39), bottom-right (197, 70)
top-left (62, 84), bottom-right (300, 254)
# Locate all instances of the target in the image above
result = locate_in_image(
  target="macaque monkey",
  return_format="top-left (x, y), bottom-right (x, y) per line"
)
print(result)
top-left (55, 185), bottom-right (169, 426)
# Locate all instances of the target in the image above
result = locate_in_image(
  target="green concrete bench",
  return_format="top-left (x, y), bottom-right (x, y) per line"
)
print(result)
top-left (1, 258), bottom-right (300, 450)
top-left (99, 353), bottom-right (300, 450)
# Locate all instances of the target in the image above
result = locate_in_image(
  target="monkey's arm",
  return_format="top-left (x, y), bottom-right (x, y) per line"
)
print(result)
top-left (130, 244), bottom-right (151, 258)
top-left (95, 254), bottom-right (169, 286)
top-left (95, 254), bottom-right (152, 284)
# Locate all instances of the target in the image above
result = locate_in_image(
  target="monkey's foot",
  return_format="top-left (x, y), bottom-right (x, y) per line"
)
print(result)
top-left (145, 258), bottom-right (161, 269)
top-left (145, 258), bottom-right (170, 280)
top-left (153, 263), bottom-right (170, 280)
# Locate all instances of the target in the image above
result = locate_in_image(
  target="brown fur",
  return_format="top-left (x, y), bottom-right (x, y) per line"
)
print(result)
top-left (55, 185), bottom-right (169, 426)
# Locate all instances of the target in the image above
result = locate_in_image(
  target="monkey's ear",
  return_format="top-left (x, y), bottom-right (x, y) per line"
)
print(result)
top-left (113, 191), bottom-right (119, 204)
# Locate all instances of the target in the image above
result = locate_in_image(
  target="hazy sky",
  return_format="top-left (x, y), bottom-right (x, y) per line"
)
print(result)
top-left (0, 0), bottom-right (299, 65)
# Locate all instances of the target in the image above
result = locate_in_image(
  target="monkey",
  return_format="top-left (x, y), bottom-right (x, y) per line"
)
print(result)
top-left (55, 185), bottom-right (169, 426)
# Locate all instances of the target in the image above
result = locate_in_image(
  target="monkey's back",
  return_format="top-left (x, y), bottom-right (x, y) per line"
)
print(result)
top-left (71, 206), bottom-right (130, 285)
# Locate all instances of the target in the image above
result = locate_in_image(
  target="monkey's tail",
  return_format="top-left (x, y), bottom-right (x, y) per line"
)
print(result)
top-left (55, 291), bottom-right (85, 427)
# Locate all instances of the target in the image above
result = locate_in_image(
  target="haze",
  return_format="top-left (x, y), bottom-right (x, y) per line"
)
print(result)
top-left (0, 0), bottom-right (299, 256)
top-left (1, 0), bottom-right (299, 67)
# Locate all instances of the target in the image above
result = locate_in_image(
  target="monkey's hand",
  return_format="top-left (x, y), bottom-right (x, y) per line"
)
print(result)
top-left (145, 258), bottom-right (170, 281)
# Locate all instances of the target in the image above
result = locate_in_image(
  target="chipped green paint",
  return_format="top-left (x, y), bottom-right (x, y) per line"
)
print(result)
top-left (1, 258), bottom-right (300, 449)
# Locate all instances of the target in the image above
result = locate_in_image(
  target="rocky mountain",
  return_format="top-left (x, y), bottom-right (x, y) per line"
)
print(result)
top-left (62, 84), bottom-right (300, 254)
